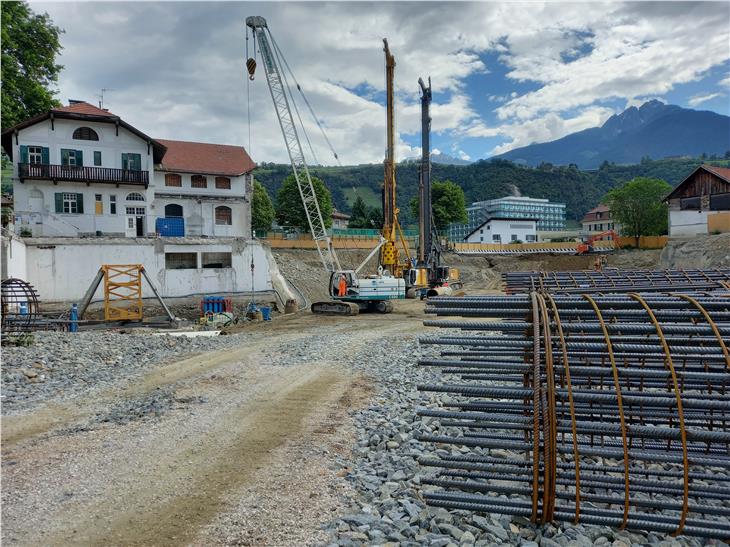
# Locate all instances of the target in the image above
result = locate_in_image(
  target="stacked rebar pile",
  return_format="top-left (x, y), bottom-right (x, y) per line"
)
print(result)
top-left (417, 291), bottom-right (730, 538)
top-left (503, 269), bottom-right (730, 294)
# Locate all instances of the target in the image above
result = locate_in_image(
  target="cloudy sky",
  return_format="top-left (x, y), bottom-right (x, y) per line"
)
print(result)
top-left (34, 1), bottom-right (730, 165)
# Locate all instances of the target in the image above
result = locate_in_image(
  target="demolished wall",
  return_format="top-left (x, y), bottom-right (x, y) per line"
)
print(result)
top-left (659, 232), bottom-right (730, 269)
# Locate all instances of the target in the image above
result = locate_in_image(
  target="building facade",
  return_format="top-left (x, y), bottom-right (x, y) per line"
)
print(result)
top-left (664, 165), bottom-right (730, 237)
top-left (448, 196), bottom-right (565, 241)
top-left (581, 204), bottom-right (620, 236)
top-left (464, 217), bottom-right (538, 244)
top-left (2, 102), bottom-right (254, 239)
top-left (331, 210), bottom-right (351, 230)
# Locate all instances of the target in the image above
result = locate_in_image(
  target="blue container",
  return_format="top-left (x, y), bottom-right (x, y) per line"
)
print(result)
top-left (69, 303), bottom-right (78, 333)
top-left (156, 217), bottom-right (185, 237)
top-left (19, 302), bottom-right (28, 315)
top-left (260, 306), bottom-right (272, 321)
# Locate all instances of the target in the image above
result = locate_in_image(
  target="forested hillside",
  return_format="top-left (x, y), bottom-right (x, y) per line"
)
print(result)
top-left (253, 157), bottom-right (730, 225)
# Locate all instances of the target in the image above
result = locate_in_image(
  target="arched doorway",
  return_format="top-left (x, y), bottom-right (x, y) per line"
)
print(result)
top-left (164, 203), bottom-right (183, 217)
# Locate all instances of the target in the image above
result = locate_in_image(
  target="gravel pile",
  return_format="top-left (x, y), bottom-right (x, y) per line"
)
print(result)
top-left (1, 330), bottom-right (247, 414)
top-left (312, 335), bottom-right (714, 547)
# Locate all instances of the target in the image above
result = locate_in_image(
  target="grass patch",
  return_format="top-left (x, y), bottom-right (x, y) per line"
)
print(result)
top-left (343, 186), bottom-right (380, 209)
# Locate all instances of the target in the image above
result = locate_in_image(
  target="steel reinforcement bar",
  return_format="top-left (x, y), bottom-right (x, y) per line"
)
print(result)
top-left (502, 269), bottom-right (730, 294)
top-left (417, 291), bottom-right (730, 539)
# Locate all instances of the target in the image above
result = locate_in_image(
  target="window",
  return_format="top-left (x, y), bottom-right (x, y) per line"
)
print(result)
top-left (492, 235), bottom-right (501, 242)
top-left (165, 173), bottom-right (182, 187)
top-left (526, 234), bottom-right (537, 242)
top-left (165, 252), bottom-right (197, 270)
top-left (61, 149), bottom-right (83, 166)
top-left (215, 176), bottom-right (231, 189)
top-left (215, 206), bottom-right (232, 225)
top-left (73, 127), bottom-right (99, 141)
top-left (110, 195), bottom-right (117, 215)
top-left (202, 252), bottom-right (232, 269)
top-left (121, 153), bottom-right (141, 171)
top-left (126, 206), bottom-right (145, 215)
top-left (94, 151), bottom-right (102, 166)
top-left (63, 193), bottom-right (79, 214)
top-left (511, 234), bottom-right (518, 242)
top-left (126, 192), bottom-right (145, 202)
top-left (164, 203), bottom-right (183, 217)
top-left (191, 175), bottom-right (207, 188)
top-left (95, 194), bottom-right (103, 215)
top-left (29, 146), bottom-right (43, 164)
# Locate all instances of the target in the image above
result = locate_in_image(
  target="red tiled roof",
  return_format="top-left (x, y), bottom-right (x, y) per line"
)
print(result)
top-left (703, 165), bottom-right (730, 182)
top-left (52, 101), bottom-right (117, 117)
top-left (581, 204), bottom-right (611, 223)
top-left (156, 139), bottom-right (255, 176)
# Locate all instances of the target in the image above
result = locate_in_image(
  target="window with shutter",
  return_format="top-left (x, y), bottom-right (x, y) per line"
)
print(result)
top-left (28, 146), bottom-right (43, 164)
top-left (94, 151), bottom-right (102, 166)
top-left (165, 173), bottom-right (182, 187)
top-left (215, 177), bottom-right (231, 189)
top-left (215, 206), bottom-right (232, 225)
top-left (191, 175), bottom-right (207, 188)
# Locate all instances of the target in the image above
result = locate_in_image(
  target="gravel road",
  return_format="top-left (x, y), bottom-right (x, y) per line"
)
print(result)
top-left (3, 296), bottom-right (727, 546)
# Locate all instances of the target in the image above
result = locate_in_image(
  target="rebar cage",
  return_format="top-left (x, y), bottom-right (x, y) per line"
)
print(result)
top-left (1, 278), bottom-right (41, 337)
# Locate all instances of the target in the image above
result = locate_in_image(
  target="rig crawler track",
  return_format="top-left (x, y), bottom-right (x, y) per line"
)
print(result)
top-left (417, 290), bottom-right (730, 539)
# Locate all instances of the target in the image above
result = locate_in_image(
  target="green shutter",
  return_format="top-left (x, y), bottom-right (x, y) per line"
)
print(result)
top-left (76, 193), bottom-right (84, 214)
top-left (41, 147), bottom-right (49, 164)
top-left (55, 193), bottom-right (63, 213)
top-left (20, 145), bottom-right (29, 164)
top-left (61, 149), bottom-right (70, 166)
top-left (76, 150), bottom-right (83, 167)
top-left (121, 153), bottom-right (128, 169)
top-left (132, 153), bottom-right (141, 171)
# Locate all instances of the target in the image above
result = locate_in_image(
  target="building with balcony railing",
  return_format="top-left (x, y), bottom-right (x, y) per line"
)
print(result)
top-left (1, 101), bottom-right (254, 239)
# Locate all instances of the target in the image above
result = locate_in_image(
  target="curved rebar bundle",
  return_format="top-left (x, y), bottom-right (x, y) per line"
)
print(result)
top-left (418, 291), bottom-right (730, 539)
top-left (503, 269), bottom-right (730, 294)
top-left (1, 278), bottom-right (40, 337)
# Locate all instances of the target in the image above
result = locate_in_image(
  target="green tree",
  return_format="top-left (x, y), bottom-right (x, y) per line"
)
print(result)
top-left (410, 180), bottom-right (467, 231)
top-left (348, 195), bottom-right (370, 228)
top-left (251, 180), bottom-right (275, 233)
top-left (604, 176), bottom-right (672, 244)
top-left (1, 2), bottom-right (64, 128)
top-left (276, 174), bottom-right (332, 231)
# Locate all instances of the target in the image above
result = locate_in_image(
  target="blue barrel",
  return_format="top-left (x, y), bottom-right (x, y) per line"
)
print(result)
top-left (156, 217), bottom-right (185, 237)
top-left (260, 306), bottom-right (272, 321)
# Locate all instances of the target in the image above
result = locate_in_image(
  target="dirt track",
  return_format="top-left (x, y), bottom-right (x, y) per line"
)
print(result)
top-left (1, 301), bottom-right (427, 546)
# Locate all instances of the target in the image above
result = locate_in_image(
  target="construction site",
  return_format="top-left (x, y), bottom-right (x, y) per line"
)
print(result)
top-left (3, 11), bottom-right (730, 547)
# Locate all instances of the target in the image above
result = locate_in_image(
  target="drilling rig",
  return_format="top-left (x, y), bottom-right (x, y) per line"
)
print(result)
top-left (379, 39), bottom-right (413, 282)
top-left (246, 16), bottom-right (405, 314)
top-left (409, 76), bottom-right (461, 296)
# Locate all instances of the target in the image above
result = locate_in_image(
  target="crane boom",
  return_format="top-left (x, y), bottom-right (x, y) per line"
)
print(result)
top-left (245, 16), bottom-right (340, 272)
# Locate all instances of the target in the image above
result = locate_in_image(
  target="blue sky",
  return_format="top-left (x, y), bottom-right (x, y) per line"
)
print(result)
top-left (35, 1), bottom-right (730, 165)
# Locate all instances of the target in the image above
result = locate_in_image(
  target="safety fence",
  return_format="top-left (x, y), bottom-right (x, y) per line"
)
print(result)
top-left (454, 241), bottom-right (617, 255)
top-left (417, 289), bottom-right (730, 538)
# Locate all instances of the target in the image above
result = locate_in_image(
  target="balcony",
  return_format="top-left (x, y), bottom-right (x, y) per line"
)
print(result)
top-left (19, 163), bottom-right (148, 187)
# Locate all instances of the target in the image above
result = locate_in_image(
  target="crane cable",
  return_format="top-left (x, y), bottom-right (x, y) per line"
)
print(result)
top-left (245, 27), bottom-right (252, 157)
top-left (269, 31), bottom-right (342, 167)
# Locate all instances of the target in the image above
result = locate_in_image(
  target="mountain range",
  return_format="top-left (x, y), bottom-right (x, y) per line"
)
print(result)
top-left (494, 100), bottom-right (730, 169)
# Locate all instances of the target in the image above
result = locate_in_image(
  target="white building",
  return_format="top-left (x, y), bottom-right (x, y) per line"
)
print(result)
top-left (464, 217), bottom-right (538, 244)
top-left (2, 101), bottom-right (254, 239)
top-left (0, 101), bottom-right (285, 304)
top-left (581, 204), bottom-right (620, 236)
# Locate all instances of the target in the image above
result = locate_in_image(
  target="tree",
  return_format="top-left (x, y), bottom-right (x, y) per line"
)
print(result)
top-left (348, 195), bottom-right (370, 228)
top-left (1, 2), bottom-right (64, 128)
top-left (604, 177), bottom-right (672, 245)
top-left (410, 179), bottom-right (467, 231)
top-left (276, 174), bottom-right (332, 231)
top-left (251, 181), bottom-right (275, 233)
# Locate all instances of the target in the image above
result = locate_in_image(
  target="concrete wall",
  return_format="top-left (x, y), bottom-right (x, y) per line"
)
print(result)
top-left (668, 210), bottom-right (709, 237)
top-left (15, 237), bottom-right (271, 302)
top-left (1, 234), bottom-right (27, 280)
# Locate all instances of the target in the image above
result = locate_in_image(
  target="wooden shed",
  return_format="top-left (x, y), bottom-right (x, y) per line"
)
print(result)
top-left (664, 165), bottom-right (730, 236)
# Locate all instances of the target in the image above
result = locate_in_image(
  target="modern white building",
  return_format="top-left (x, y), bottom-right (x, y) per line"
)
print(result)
top-left (464, 217), bottom-right (538, 244)
top-left (2, 101), bottom-right (254, 239)
top-left (449, 196), bottom-right (565, 241)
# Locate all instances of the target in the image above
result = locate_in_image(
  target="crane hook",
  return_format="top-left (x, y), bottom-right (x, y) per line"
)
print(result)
top-left (246, 57), bottom-right (257, 80)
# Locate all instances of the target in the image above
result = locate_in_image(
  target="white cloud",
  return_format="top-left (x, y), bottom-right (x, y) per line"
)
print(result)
top-left (457, 150), bottom-right (471, 161)
top-left (30, 1), bottom-right (730, 164)
top-left (719, 74), bottom-right (730, 89)
top-left (688, 92), bottom-right (724, 107)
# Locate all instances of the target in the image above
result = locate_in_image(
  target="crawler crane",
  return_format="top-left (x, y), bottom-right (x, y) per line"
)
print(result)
top-left (246, 16), bottom-right (405, 314)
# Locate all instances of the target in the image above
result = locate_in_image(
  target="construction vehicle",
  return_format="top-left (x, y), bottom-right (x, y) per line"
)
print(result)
top-left (406, 76), bottom-right (462, 297)
top-left (246, 16), bottom-right (404, 315)
top-left (379, 39), bottom-right (413, 283)
top-left (576, 230), bottom-right (620, 255)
